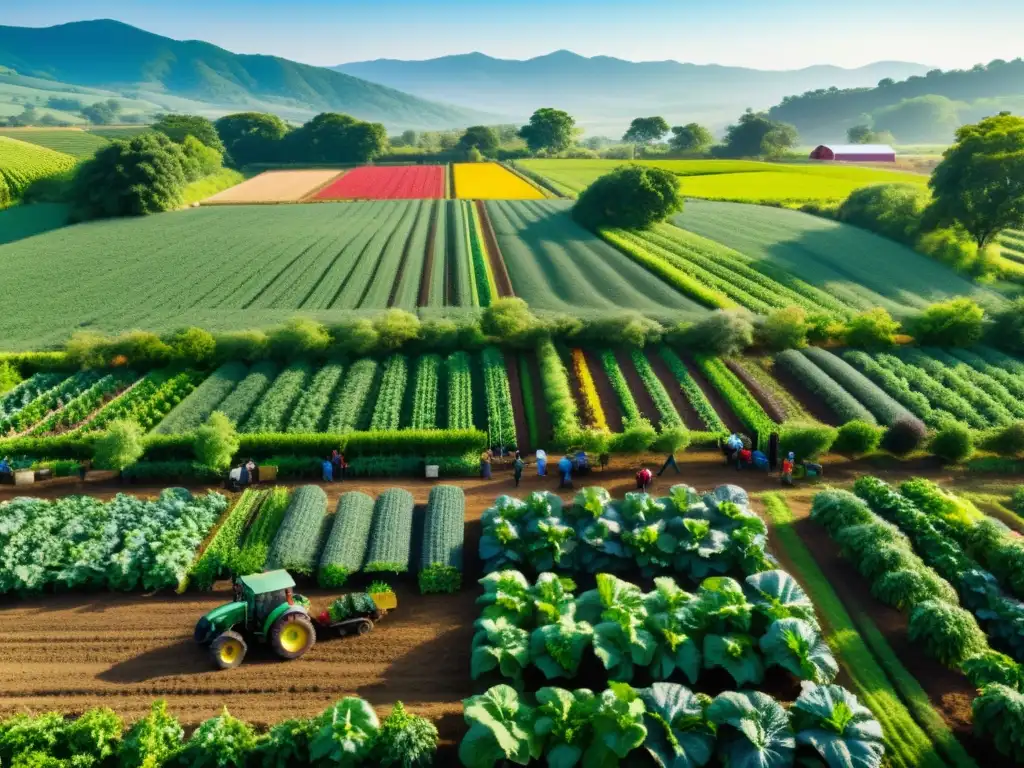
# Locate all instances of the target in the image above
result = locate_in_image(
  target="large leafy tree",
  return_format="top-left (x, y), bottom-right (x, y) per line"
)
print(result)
top-left (572, 164), bottom-right (682, 231)
top-left (623, 116), bottom-right (669, 146)
top-left (458, 125), bottom-right (499, 153)
top-left (71, 132), bottom-right (188, 220)
top-left (927, 112), bottom-right (1024, 247)
top-left (286, 112), bottom-right (387, 164)
top-left (152, 114), bottom-right (225, 153)
top-left (669, 123), bottom-right (713, 154)
top-left (215, 112), bottom-right (290, 166)
top-left (519, 108), bottom-right (576, 153)
top-left (720, 109), bottom-right (798, 158)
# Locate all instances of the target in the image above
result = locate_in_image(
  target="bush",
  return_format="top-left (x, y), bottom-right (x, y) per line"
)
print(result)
top-left (908, 599), bottom-right (987, 668)
top-left (882, 418), bottom-right (928, 456)
top-left (985, 422), bottom-right (1024, 458)
top-left (167, 327), bottom-right (216, 365)
top-left (989, 297), bottom-right (1024, 354)
top-left (916, 228), bottom-right (992, 277)
top-left (267, 318), bottom-right (331, 359)
top-left (1013, 486), bottom-right (1024, 517)
top-left (572, 164), bottom-right (683, 230)
top-left (838, 183), bottom-right (928, 244)
top-left (930, 423), bottom-right (975, 464)
top-left (911, 298), bottom-right (985, 347)
top-left (193, 411), bottom-right (239, 472)
top-left (780, 425), bottom-right (837, 461)
top-left (677, 311), bottom-right (754, 356)
top-left (843, 308), bottom-right (900, 349)
top-left (481, 298), bottom-right (539, 343)
top-left (93, 420), bottom-right (145, 472)
top-left (374, 701), bottom-right (439, 768)
top-left (757, 306), bottom-right (808, 351)
top-left (832, 420), bottom-right (883, 456)
top-left (973, 684), bottom-right (1024, 761)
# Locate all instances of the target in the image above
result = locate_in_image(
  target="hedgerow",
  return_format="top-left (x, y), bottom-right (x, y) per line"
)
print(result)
top-left (409, 355), bottom-right (440, 430)
top-left (242, 362), bottom-right (312, 433)
top-left (801, 347), bottom-right (914, 426)
top-left (326, 358), bottom-right (379, 433)
top-left (775, 350), bottom-right (876, 424)
top-left (419, 485), bottom-right (465, 593)
top-left (154, 362), bottom-right (248, 434)
top-left (318, 491), bottom-right (375, 587)
top-left (657, 346), bottom-right (725, 432)
top-left (481, 346), bottom-right (517, 447)
top-left (364, 488), bottom-right (415, 574)
top-left (265, 485), bottom-right (329, 575)
top-left (446, 351), bottom-right (474, 430)
top-left (369, 355), bottom-right (409, 432)
top-left (286, 362), bottom-right (344, 433)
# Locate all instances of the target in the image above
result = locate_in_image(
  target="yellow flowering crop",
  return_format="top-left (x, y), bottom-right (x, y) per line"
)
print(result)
top-left (453, 163), bottom-right (545, 200)
top-left (572, 349), bottom-right (609, 432)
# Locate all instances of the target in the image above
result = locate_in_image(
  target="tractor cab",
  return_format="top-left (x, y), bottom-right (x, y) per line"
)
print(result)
top-left (194, 569), bottom-right (316, 670)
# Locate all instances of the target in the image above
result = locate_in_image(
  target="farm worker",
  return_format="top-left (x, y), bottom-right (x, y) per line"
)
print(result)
top-left (599, 452), bottom-right (610, 471)
top-left (480, 449), bottom-right (492, 480)
top-left (513, 456), bottom-right (525, 487)
top-left (782, 452), bottom-right (795, 486)
top-left (636, 467), bottom-right (653, 492)
top-left (738, 447), bottom-right (752, 470)
top-left (338, 452), bottom-right (348, 481)
top-left (536, 449), bottom-right (547, 476)
top-left (322, 459), bottom-right (333, 482)
top-left (657, 452), bottom-right (680, 476)
top-left (239, 462), bottom-right (250, 485)
top-left (331, 450), bottom-right (341, 482)
top-left (246, 458), bottom-right (257, 484)
top-left (0, 456), bottom-right (9, 475)
top-left (558, 456), bottom-right (573, 488)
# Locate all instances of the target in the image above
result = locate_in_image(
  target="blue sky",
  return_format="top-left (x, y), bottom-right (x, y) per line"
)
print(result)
top-left (5, 0), bottom-right (1022, 69)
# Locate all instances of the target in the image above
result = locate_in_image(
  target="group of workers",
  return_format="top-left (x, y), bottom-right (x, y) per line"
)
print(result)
top-left (321, 451), bottom-right (348, 482)
top-left (481, 447), bottom-right (607, 488)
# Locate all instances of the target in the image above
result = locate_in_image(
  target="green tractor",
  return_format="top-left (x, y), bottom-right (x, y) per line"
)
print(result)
top-left (194, 570), bottom-right (317, 669)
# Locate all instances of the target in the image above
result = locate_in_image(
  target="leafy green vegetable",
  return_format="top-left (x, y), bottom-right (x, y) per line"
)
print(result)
top-left (744, 570), bottom-right (819, 630)
top-left (477, 570), bottom-right (533, 625)
top-left (638, 683), bottom-right (715, 768)
top-left (759, 618), bottom-right (838, 684)
top-left (585, 683), bottom-right (647, 765)
top-left (702, 632), bottom-right (764, 687)
top-left (533, 687), bottom-right (597, 768)
top-left (309, 698), bottom-right (380, 767)
top-left (251, 718), bottom-right (317, 768)
top-left (177, 707), bottom-right (256, 768)
top-left (706, 690), bottom-right (794, 768)
top-left (374, 702), bottom-right (438, 768)
top-left (471, 617), bottom-right (531, 682)
top-left (459, 685), bottom-right (540, 768)
top-left (117, 700), bottom-right (184, 768)
top-left (791, 683), bottom-right (884, 768)
top-left (972, 683), bottom-right (1024, 762)
top-left (530, 616), bottom-right (594, 680)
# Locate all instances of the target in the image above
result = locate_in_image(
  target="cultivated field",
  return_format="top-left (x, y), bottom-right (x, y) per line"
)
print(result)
top-left (202, 169), bottom-right (341, 204)
top-left (0, 126), bottom-right (111, 158)
top-left (0, 135), bottom-right (77, 204)
top-left (675, 200), bottom-right (1000, 316)
top-left (487, 199), bottom-right (706, 315)
top-left (314, 165), bottom-right (445, 200)
top-left (454, 162), bottom-right (545, 200)
top-left (517, 158), bottom-right (928, 203)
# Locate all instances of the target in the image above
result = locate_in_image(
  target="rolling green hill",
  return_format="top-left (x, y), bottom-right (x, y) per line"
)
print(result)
top-left (0, 20), bottom-right (493, 130)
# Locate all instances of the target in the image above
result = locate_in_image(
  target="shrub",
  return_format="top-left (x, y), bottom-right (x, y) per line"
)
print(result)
top-left (374, 701), bottom-right (439, 768)
top-left (929, 423), bottom-right (975, 464)
top-left (917, 228), bottom-right (991, 277)
top-left (93, 419), bottom-right (145, 472)
top-left (843, 308), bottom-right (900, 349)
top-left (758, 306), bottom-right (809, 351)
top-left (193, 411), bottom-right (239, 472)
top-left (267, 318), bottom-right (331, 359)
top-left (1014, 486), bottom-right (1024, 517)
top-left (117, 700), bottom-right (183, 768)
top-left (973, 684), bottom-right (1024, 761)
top-left (910, 298), bottom-right (985, 347)
top-left (989, 297), bottom-right (1024, 354)
top-left (573, 164), bottom-right (682, 230)
top-left (481, 298), bottom-right (539, 343)
top-left (178, 708), bottom-right (256, 768)
top-left (908, 600), bottom-right (987, 668)
top-left (832, 420), bottom-right (883, 456)
top-left (167, 327), bottom-right (216, 365)
top-left (881, 417), bottom-right (928, 456)
top-left (780, 425), bottom-right (837, 461)
top-left (838, 183), bottom-right (928, 244)
top-left (677, 311), bottom-right (754, 356)
top-left (986, 422), bottom-right (1024, 458)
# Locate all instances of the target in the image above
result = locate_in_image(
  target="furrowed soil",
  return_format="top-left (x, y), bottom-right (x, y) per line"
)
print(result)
top-left (582, 349), bottom-right (624, 433)
top-left (682, 355), bottom-right (745, 433)
top-left (767, 360), bottom-right (842, 426)
top-left (0, 459), bottom-right (1012, 752)
top-left (615, 349), bottom-right (659, 426)
top-left (646, 349), bottom-right (704, 431)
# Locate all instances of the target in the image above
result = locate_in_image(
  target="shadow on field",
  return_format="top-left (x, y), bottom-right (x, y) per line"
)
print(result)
top-left (99, 637), bottom-right (282, 683)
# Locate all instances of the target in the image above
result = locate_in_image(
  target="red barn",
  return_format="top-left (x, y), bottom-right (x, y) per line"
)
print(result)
top-left (809, 144), bottom-right (896, 162)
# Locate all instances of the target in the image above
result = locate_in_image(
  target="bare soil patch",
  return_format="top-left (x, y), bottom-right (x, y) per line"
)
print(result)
top-left (681, 356), bottom-right (744, 433)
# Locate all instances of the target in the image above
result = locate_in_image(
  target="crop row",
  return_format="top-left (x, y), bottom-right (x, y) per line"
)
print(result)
top-left (800, 347), bottom-right (913, 426)
top-left (695, 355), bottom-right (776, 444)
top-left (218, 361), bottom-right (279, 426)
top-left (286, 363), bottom-right (345, 433)
top-left (629, 348), bottom-right (682, 428)
top-left (842, 351), bottom-right (953, 428)
top-left (0, 135), bottom-right (77, 202)
top-left (369, 355), bottom-right (409, 432)
top-left (326, 358), bottom-right (379, 433)
top-left (242, 362), bottom-right (312, 433)
top-left (725, 359), bottom-right (788, 423)
top-left (0, 371), bottom-right (102, 436)
top-left (0, 373), bottom-right (67, 421)
top-left (481, 346), bottom-right (517, 447)
top-left (446, 351), bottom-right (474, 429)
top-left (945, 348), bottom-right (1024, 409)
top-left (319, 491), bottom-right (376, 587)
top-left (30, 371), bottom-right (139, 436)
top-left (571, 349), bottom-right (609, 431)
top-left (188, 488), bottom-right (266, 590)
top-left (410, 354), bottom-right (441, 430)
top-left (517, 354), bottom-right (541, 447)
top-left (86, 369), bottom-right (201, 432)
top-left (154, 362), bottom-right (249, 434)
top-left (0, 489), bottom-right (227, 594)
top-left (363, 488), bottom-right (415, 573)
top-left (419, 485), bottom-right (466, 593)
top-left (537, 339), bottom-right (580, 449)
top-left (466, 201), bottom-right (493, 307)
top-left (266, 485), bottom-right (330, 575)
top-left (657, 346), bottom-right (725, 432)
top-left (775, 350), bottom-right (876, 424)
top-left (599, 350), bottom-right (642, 424)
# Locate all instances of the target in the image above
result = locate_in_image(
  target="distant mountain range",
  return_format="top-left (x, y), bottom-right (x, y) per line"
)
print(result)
top-left (0, 20), bottom-right (494, 130)
top-left (334, 51), bottom-right (932, 136)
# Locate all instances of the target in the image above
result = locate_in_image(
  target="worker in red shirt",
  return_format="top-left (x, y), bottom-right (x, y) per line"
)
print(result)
top-left (782, 452), bottom-right (795, 486)
top-left (636, 467), bottom-right (653, 492)
top-left (737, 447), bottom-right (752, 470)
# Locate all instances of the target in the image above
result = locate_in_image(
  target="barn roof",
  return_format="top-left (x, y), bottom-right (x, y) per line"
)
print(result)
top-left (816, 144), bottom-right (896, 155)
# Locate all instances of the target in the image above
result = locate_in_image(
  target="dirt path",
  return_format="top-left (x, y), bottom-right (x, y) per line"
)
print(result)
top-left (647, 350), bottom-right (704, 431)
top-left (418, 200), bottom-right (439, 306)
top-left (475, 201), bottom-right (514, 298)
top-left (582, 350), bottom-right (624, 433)
top-left (505, 355), bottom-right (531, 453)
top-left (682, 356), bottom-right (744, 433)
top-left (783, 496), bottom-right (993, 764)
top-left (615, 350), bottom-right (660, 427)
top-left (523, 352), bottom-right (551, 448)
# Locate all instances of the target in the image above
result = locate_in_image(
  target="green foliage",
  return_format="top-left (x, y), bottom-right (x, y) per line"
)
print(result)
top-left (802, 347), bottom-right (912, 426)
top-left (696, 355), bottom-right (776, 446)
top-left (929, 423), bottom-right (975, 464)
top-left (775, 349), bottom-right (876, 424)
top-left (928, 113), bottom-right (1024, 247)
top-left (962, 650), bottom-right (1024, 691)
top-left (881, 418), bottom-right (928, 456)
top-left (178, 707), bottom-right (256, 768)
top-left (92, 419), bottom-right (144, 471)
top-left (458, 126), bottom-right (499, 154)
top-left (623, 116), bottom-right (670, 145)
top-left (519, 108), bottom-right (576, 154)
top-left (843, 308), bottom-right (900, 349)
top-left (838, 183), bottom-right (928, 244)
top-left (758, 306), bottom-right (809, 351)
top-left (265, 485), bottom-right (329, 575)
top-left (911, 298), bottom-right (985, 346)
top-left (364, 489), bottom-right (415, 574)
top-left (908, 600), bottom-right (988, 668)
top-left (679, 311), bottom-right (754, 356)
top-left (669, 123), bottom-right (714, 154)
top-left (153, 114), bottom-right (225, 153)
top-left (316, 491), bottom-right (374, 587)
top-left (718, 109), bottom-right (799, 158)
top-left (459, 684), bottom-right (540, 768)
top-left (420, 485), bottom-right (465, 594)
top-left (193, 411), bottom-right (239, 472)
top-left (481, 347), bottom-right (517, 448)
top-left (706, 690), bottom-right (794, 768)
top-left (537, 339), bottom-right (580, 449)
top-left (309, 698), bottom-right (380, 767)
top-left (972, 684), bottom-right (1024, 762)
top-left (189, 488), bottom-right (264, 589)
top-left (287, 112), bottom-right (387, 164)
top-left (374, 702), bottom-right (438, 768)
top-left (989, 297), bottom-right (1024, 355)
top-left (215, 112), bottom-right (289, 167)
top-left (791, 683), bottom-right (885, 768)
top-left (117, 700), bottom-right (184, 768)
top-left (833, 420), bottom-right (883, 456)
top-left (0, 360), bottom-right (23, 395)
top-left (251, 718), bottom-right (317, 768)
top-left (573, 164), bottom-right (682, 230)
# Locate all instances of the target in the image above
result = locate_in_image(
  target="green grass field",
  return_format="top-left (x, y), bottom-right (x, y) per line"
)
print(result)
top-left (0, 128), bottom-right (110, 158)
top-left (675, 200), bottom-right (1001, 316)
top-left (0, 201), bottom-right (455, 349)
top-left (517, 158), bottom-right (927, 204)
top-left (0, 203), bottom-right (70, 246)
top-left (84, 126), bottom-right (154, 141)
top-left (486, 198), bottom-right (707, 317)
top-left (0, 135), bottom-right (77, 204)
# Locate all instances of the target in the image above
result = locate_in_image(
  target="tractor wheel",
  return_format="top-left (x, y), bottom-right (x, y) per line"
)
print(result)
top-left (356, 619), bottom-right (373, 636)
top-left (270, 613), bottom-right (316, 660)
top-left (210, 631), bottom-right (247, 670)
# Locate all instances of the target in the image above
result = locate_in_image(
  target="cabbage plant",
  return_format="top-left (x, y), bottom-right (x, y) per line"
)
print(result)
top-left (638, 683), bottom-right (715, 768)
top-left (791, 683), bottom-right (884, 768)
top-left (459, 685), bottom-right (540, 768)
top-left (706, 690), bottom-right (795, 768)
